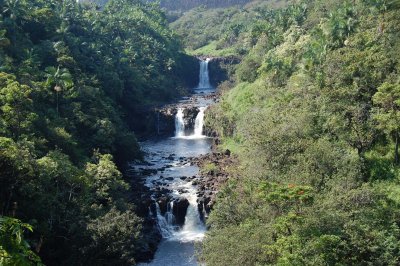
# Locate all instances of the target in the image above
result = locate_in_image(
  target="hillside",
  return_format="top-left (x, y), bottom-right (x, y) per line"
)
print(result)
top-left (79, 0), bottom-right (258, 10)
top-left (0, 0), bottom-right (196, 264)
top-left (171, 0), bottom-right (289, 55)
top-left (200, 0), bottom-right (400, 265)
top-left (157, 0), bottom-right (254, 11)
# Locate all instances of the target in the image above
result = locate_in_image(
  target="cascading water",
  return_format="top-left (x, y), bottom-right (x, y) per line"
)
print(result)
top-left (175, 108), bottom-right (185, 137)
top-left (198, 58), bottom-right (212, 89)
top-left (155, 203), bottom-right (175, 238)
top-left (174, 186), bottom-right (206, 242)
top-left (138, 55), bottom-right (215, 266)
top-left (193, 107), bottom-right (206, 137)
top-left (166, 202), bottom-right (175, 225)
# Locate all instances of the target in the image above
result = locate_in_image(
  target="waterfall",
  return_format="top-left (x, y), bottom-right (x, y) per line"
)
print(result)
top-left (155, 203), bottom-right (175, 238)
top-left (166, 201), bottom-right (175, 225)
top-left (198, 58), bottom-right (212, 89)
top-left (194, 107), bottom-right (206, 137)
top-left (174, 188), bottom-right (206, 242)
top-left (175, 108), bottom-right (185, 137)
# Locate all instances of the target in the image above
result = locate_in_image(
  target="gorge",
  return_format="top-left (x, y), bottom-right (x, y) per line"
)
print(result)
top-left (2, 1), bottom-right (400, 265)
top-left (136, 58), bottom-right (215, 265)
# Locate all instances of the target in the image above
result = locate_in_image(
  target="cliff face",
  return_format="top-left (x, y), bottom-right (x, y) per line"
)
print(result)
top-left (208, 56), bottom-right (240, 87)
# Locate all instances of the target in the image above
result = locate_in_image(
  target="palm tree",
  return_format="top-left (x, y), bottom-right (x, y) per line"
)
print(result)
top-left (2, 0), bottom-right (30, 43)
top-left (45, 66), bottom-right (74, 117)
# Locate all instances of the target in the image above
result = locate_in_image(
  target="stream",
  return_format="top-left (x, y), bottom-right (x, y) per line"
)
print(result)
top-left (137, 58), bottom-right (214, 265)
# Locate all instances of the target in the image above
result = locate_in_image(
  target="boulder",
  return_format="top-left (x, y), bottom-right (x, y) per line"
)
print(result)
top-left (157, 196), bottom-right (169, 215)
top-left (172, 197), bottom-right (190, 226)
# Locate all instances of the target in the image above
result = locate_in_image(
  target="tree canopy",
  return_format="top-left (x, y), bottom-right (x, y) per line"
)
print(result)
top-left (0, 0), bottom-right (195, 264)
top-left (201, 0), bottom-right (400, 264)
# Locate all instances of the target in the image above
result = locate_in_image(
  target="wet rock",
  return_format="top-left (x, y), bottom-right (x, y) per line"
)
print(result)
top-left (160, 188), bottom-right (171, 195)
top-left (157, 197), bottom-right (169, 215)
top-left (197, 197), bottom-right (211, 222)
top-left (149, 202), bottom-right (157, 217)
top-left (177, 189), bottom-right (189, 194)
top-left (141, 169), bottom-right (157, 176)
top-left (172, 197), bottom-right (190, 226)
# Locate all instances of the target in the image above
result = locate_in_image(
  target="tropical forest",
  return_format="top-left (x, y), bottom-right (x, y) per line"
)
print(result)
top-left (1, 0), bottom-right (400, 265)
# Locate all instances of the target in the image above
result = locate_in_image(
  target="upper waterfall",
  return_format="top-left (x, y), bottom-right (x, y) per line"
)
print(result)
top-left (197, 58), bottom-right (212, 89)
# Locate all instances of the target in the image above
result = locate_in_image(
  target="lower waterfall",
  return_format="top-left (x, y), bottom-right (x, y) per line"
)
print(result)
top-left (175, 108), bottom-right (185, 137)
top-left (193, 107), bottom-right (206, 137)
top-left (174, 107), bottom-right (207, 139)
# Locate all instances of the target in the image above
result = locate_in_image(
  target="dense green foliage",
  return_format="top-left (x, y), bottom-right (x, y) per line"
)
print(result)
top-left (202, 0), bottom-right (400, 264)
top-left (171, 1), bottom-right (289, 55)
top-left (3, 0), bottom-right (400, 264)
top-left (0, 217), bottom-right (43, 265)
top-left (0, 0), bottom-right (193, 264)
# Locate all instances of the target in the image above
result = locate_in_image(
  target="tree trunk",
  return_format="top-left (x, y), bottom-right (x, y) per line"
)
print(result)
top-left (359, 154), bottom-right (368, 182)
top-left (395, 131), bottom-right (399, 165)
top-left (56, 91), bottom-right (59, 117)
top-left (36, 235), bottom-right (44, 253)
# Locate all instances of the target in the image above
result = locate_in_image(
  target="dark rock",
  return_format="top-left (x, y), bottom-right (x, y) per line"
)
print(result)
top-left (224, 149), bottom-right (231, 156)
top-left (172, 197), bottom-right (189, 226)
top-left (157, 197), bottom-right (169, 215)
top-left (149, 202), bottom-right (157, 217)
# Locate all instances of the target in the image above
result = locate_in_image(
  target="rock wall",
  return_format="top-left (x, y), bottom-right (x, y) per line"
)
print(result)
top-left (208, 56), bottom-right (240, 88)
top-left (191, 150), bottom-right (235, 222)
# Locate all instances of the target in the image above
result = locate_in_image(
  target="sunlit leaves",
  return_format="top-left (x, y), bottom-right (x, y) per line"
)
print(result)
top-left (0, 216), bottom-right (43, 266)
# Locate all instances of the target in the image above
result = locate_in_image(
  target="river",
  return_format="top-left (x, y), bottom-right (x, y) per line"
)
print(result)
top-left (137, 58), bottom-right (214, 266)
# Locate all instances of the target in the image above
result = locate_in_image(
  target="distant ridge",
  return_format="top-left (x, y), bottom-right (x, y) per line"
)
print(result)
top-left (78, 0), bottom-right (254, 10)
top-left (77, 0), bottom-right (109, 6)
top-left (154, 0), bottom-right (253, 11)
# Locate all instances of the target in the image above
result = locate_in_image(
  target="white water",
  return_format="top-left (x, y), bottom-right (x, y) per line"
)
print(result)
top-left (138, 57), bottom-right (214, 266)
top-left (198, 59), bottom-right (212, 89)
top-left (156, 203), bottom-right (175, 238)
top-left (154, 186), bottom-right (205, 242)
top-left (175, 108), bottom-right (185, 137)
top-left (174, 184), bottom-right (206, 242)
top-left (174, 107), bottom-right (207, 139)
top-left (194, 107), bottom-right (206, 137)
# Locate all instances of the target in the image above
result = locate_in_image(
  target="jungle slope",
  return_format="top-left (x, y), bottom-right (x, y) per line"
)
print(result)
top-left (196, 0), bottom-right (400, 265)
top-left (170, 0), bottom-right (289, 55)
top-left (0, 0), bottom-right (197, 265)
